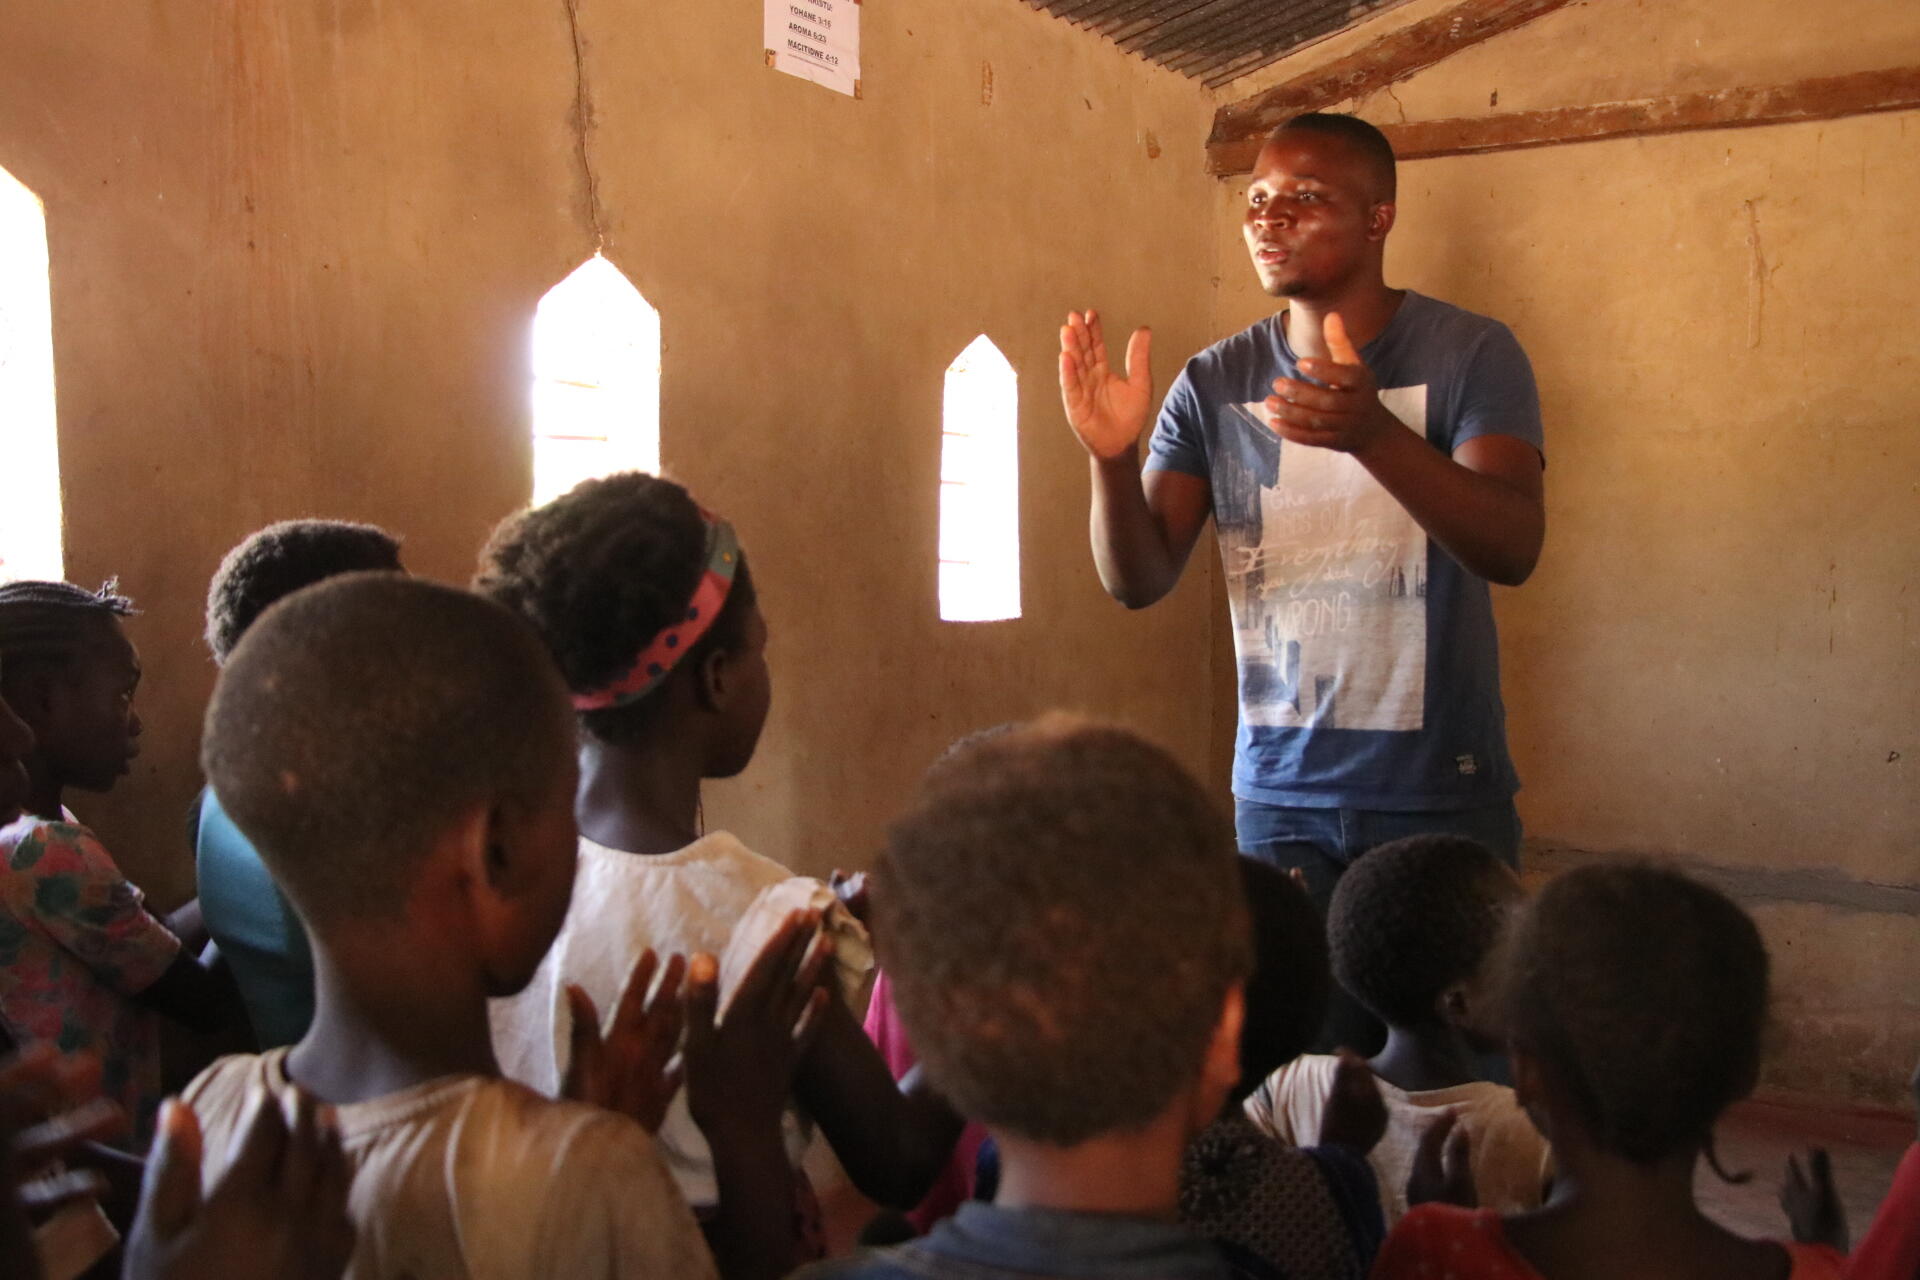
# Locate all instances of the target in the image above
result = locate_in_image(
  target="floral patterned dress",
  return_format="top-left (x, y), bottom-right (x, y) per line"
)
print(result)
top-left (0, 813), bottom-right (181, 1143)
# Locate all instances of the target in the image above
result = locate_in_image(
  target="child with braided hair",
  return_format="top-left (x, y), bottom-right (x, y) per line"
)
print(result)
top-left (1371, 862), bottom-right (1845, 1280)
top-left (0, 581), bottom-right (231, 1143)
top-left (476, 472), bottom-right (960, 1252)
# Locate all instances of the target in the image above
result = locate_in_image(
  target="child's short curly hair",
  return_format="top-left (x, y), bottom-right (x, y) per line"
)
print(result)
top-left (205, 520), bottom-right (403, 664)
top-left (873, 716), bottom-right (1251, 1146)
top-left (1501, 862), bottom-right (1768, 1164)
top-left (1328, 834), bottom-right (1519, 1028)
top-left (473, 472), bottom-right (756, 743)
top-left (202, 574), bottom-right (573, 924)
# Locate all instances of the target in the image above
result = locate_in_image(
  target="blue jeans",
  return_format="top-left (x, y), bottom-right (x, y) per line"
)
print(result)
top-left (1235, 797), bottom-right (1521, 1058)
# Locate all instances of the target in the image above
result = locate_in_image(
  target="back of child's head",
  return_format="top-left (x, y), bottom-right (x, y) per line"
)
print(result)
top-left (205, 519), bottom-right (403, 665)
top-left (201, 574), bottom-right (574, 926)
top-left (0, 579), bottom-right (136, 691)
top-left (872, 714), bottom-right (1252, 1146)
top-left (473, 472), bottom-right (758, 744)
top-left (1235, 858), bottom-right (1330, 1099)
top-left (1328, 833), bottom-right (1520, 1028)
top-left (1501, 862), bottom-right (1768, 1165)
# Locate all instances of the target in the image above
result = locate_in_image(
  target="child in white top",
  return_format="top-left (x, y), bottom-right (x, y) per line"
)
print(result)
top-left (1246, 833), bottom-right (1550, 1224)
top-left (191, 575), bottom-right (823, 1280)
top-left (476, 473), bottom-right (959, 1243)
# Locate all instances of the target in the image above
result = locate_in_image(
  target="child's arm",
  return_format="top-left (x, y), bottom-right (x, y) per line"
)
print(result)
top-left (19, 821), bottom-right (238, 1033)
top-left (162, 899), bottom-right (208, 956)
top-left (134, 951), bottom-right (243, 1034)
top-left (1317, 1050), bottom-right (1388, 1154)
top-left (684, 913), bottom-right (830, 1280)
top-left (791, 1003), bottom-right (966, 1209)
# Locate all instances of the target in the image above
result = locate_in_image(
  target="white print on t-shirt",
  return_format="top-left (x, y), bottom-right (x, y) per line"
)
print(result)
top-left (1221, 385), bottom-right (1428, 732)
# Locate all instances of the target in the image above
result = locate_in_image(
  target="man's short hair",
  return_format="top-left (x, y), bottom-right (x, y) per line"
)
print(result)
top-left (873, 716), bottom-right (1251, 1146)
top-left (205, 519), bottom-right (403, 664)
top-left (1276, 112), bottom-right (1397, 202)
top-left (201, 574), bottom-right (572, 925)
top-left (1328, 834), bottom-right (1518, 1027)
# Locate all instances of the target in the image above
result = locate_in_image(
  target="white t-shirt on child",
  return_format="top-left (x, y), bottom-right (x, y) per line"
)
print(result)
top-left (182, 1049), bottom-right (717, 1280)
top-left (489, 830), bottom-right (873, 1207)
top-left (1245, 1052), bottom-right (1553, 1226)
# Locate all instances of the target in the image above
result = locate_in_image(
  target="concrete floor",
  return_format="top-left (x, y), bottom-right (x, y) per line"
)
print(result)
top-left (1696, 1096), bottom-right (1914, 1244)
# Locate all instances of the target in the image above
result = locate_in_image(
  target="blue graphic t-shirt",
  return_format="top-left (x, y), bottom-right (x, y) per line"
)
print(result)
top-left (1147, 292), bottom-right (1543, 810)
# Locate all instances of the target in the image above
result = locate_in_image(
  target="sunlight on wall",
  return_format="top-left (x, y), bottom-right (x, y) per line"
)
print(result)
top-left (530, 254), bottom-right (661, 505)
top-left (938, 335), bottom-right (1020, 622)
top-left (0, 165), bottom-right (62, 582)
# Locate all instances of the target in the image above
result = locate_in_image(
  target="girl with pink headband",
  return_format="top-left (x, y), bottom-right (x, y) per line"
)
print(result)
top-left (475, 472), bottom-right (960, 1263)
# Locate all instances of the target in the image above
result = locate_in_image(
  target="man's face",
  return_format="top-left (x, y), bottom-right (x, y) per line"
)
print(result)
top-left (1242, 129), bottom-right (1393, 299)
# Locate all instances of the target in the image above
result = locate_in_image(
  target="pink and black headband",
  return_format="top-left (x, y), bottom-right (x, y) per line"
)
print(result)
top-left (572, 513), bottom-right (741, 712)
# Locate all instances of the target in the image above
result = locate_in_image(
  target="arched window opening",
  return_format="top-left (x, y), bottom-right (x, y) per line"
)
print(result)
top-left (529, 253), bottom-right (661, 505)
top-left (0, 165), bottom-right (62, 581)
top-left (938, 335), bottom-right (1020, 622)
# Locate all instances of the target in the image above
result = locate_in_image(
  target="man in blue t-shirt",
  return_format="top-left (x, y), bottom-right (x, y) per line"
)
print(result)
top-left (1058, 113), bottom-right (1545, 1051)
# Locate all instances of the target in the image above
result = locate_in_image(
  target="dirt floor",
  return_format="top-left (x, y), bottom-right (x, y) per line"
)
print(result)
top-left (1697, 1096), bottom-right (1914, 1245)
top-left (816, 1094), bottom-right (1918, 1257)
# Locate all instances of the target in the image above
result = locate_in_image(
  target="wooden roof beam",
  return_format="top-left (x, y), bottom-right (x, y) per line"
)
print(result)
top-left (1208, 64), bottom-right (1920, 174)
top-left (1208, 0), bottom-right (1574, 151)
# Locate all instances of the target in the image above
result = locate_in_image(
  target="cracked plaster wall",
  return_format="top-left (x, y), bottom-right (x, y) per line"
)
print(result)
top-left (0, 0), bottom-right (1222, 907)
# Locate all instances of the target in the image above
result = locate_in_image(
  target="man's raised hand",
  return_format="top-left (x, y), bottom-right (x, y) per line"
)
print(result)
top-left (1265, 311), bottom-right (1397, 456)
top-left (1059, 310), bottom-right (1154, 462)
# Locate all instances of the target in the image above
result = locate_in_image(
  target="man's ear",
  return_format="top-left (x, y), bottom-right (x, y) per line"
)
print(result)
top-left (1368, 200), bottom-right (1397, 241)
top-left (1437, 979), bottom-right (1472, 1030)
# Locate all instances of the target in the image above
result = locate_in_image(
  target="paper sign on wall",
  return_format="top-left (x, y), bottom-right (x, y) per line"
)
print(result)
top-left (765, 0), bottom-right (860, 98)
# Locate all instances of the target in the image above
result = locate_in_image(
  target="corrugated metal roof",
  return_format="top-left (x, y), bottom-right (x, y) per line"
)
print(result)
top-left (1026, 0), bottom-right (1407, 88)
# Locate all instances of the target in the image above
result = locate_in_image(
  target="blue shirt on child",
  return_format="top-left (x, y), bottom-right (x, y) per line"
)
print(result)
top-left (195, 787), bottom-right (314, 1047)
top-left (1147, 292), bottom-right (1544, 812)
